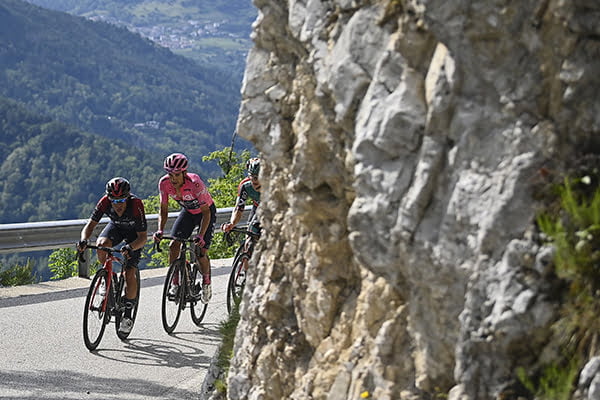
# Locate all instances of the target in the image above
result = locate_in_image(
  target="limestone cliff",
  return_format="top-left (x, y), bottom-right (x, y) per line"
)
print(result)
top-left (227, 0), bottom-right (600, 399)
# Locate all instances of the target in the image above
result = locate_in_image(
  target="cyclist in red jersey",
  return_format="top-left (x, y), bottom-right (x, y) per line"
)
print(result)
top-left (153, 153), bottom-right (216, 303)
top-left (76, 177), bottom-right (148, 334)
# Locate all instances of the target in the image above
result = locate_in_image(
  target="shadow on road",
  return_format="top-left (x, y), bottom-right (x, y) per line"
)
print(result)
top-left (88, 324), bottom-right (222, 369)
top-left (0, 266), bottom-right (231, 309)
top-left (0, 368), bottom-right (201, 400)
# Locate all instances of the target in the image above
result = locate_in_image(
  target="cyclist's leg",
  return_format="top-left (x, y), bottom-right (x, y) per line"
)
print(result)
top-left (169, 210), bottom-right (196, 287)
top-left (197, 204), bottom-right (216, 282)
top-left (102, 227), bottom-right (137, 325)
top-left (196, 204), bottom-right (216, 303)
top-left (123, 230), bottom-right (142, 303)
top-left (169, 210), bottom-right (195, 261)
top-left (96, 222), bottom-right (119, 264)
top-left (243, 214), bottom-right (261, 268)
top-left (122, 263), bottom-right (140, 334)
top-left (123, 253), bottom-right (141, 320)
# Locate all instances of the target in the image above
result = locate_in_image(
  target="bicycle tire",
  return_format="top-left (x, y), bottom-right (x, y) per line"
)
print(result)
top-left (190, 263), bottom-right (208, 326)
top-left (83, 269), bottom-right (110, 351)
top-left (116, 268), bottom-right (141, 340)
top-left (227, 251), bottom-right (249, 314)
top-left (162, 260), bottom-right (184, 334)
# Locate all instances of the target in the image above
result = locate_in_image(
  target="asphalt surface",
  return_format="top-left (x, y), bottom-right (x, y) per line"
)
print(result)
top-left (0, 259), bottom-right (233, 400)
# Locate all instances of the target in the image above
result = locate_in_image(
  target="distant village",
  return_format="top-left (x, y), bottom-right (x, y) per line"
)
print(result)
top-left (89, 16), bottom-right (248, 50)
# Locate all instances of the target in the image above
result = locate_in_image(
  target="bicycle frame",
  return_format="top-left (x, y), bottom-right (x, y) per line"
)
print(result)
top-left (153, 235), bottom-right (199, 284)
top-left (154, 235), bottom-right (208, 333)
top-left (81, 245), bottom-right (122, 312)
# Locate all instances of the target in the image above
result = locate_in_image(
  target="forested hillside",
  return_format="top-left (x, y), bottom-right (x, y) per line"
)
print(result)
top-left (23, 0), bottom-right (255, 79)
top-left (0, 97), bottom-right (161, 223)
top-left (0, 0), bottom-right (245, 223)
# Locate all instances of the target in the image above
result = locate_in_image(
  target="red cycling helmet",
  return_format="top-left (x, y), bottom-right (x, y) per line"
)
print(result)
top-left (105, 177), bottom-right (131, 199)
top-left (164, 153), bottom-right (189, 174)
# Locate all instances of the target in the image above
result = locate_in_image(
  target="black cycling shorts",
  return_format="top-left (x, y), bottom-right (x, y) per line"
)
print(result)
top-left (170, 204), bottom-right (217, 249)
top-left (98, 222), bottom-right (142, 268)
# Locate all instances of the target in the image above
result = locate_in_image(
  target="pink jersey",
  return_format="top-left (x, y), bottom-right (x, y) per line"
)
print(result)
top-left (158, 173), bottom-right (214, 214)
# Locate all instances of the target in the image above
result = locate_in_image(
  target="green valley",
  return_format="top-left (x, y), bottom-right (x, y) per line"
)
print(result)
top-left (0, 0), bottom-right (251, 224)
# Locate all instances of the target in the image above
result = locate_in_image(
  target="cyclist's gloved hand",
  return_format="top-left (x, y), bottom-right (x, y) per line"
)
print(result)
top-left (76, 239), bottom-right (88, 251)
top-left (193, 235), bottom-right (205, 248)
top-left (221, 223), bottom-right (234, 233)
top-left (121, 244), bottom-right (133, 259)
top-left (153, 230), bottom-right (163, 242)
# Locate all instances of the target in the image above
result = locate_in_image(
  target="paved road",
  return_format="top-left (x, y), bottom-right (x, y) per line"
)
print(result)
top-left (0, 260), bottom-right (233, 400)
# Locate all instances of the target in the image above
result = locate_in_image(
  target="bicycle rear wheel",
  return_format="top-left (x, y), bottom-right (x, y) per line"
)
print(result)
top-left (190, 263), bottom-right (208, 326)
top-left (83, 269), bottom-right (110, 351)
top-left (116, 268), bottom-right (141, 340)
top-left (162, 260), bottom-right (184, 334)
top-left (227, 251), bottom-right (249, 314)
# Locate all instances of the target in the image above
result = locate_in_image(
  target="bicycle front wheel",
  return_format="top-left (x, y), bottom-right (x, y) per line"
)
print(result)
top-left (116, 268), bottom-right (141, 340)
top-left (83, 269), bottom-right (110, 351)
top-left (190, 264), bottom-right (208, 326)
top-left (162, 260), bottom-right (184, 334)
top-left (227, 252), bottom-right (249, 314)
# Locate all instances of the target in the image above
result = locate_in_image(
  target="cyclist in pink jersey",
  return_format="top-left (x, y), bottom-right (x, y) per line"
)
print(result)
top-left (153, 153), bottom-right (216, 303)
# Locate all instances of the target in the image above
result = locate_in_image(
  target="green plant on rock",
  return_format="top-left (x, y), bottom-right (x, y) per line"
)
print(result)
top-left (529, 173), bottom-right (600, 398)
top-left (537, 176), bottom-right (600, 357)
top-left (213, 295), bottom-right (242, 396)
top-left (538, 177), bottom-right (600, 286)
top-left (516, 357), bottom-right (580, 400)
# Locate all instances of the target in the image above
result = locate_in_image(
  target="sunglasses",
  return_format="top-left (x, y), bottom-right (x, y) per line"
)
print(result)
top-left (110, 198), bottom-right (127, 204)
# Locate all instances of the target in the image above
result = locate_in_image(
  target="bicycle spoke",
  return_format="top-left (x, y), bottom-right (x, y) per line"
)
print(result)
top-left (162, 261), bottom-right (183, 334)
top-left (83, 270), bottom-right (109, 351)
top-left (227, 253), bottom-right (249, 314)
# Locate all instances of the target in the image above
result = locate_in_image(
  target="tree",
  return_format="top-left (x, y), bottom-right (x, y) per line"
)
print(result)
top-left (203, 147), bottom-right (253, 259)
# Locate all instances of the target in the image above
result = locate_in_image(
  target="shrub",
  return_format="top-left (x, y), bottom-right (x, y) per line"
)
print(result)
top-left (0, 259), bottom-right (36, 286)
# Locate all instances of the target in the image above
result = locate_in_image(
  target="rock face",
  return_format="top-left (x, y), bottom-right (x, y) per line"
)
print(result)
top-left (228, 0), bottom-right (600, 399)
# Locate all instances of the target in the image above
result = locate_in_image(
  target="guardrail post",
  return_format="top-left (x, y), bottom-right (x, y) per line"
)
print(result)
top-left (78, 248), bottom-right (91, 278)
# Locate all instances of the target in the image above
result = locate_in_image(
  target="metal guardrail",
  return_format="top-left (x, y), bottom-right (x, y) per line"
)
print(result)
top-left (0, 206), bottom-right (251, 254)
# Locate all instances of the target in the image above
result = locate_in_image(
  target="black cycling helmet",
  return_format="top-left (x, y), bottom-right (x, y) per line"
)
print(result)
top-left (105, 177), bottom-right (131, 199)
top-left (246, 157), bottom-right (260, 177)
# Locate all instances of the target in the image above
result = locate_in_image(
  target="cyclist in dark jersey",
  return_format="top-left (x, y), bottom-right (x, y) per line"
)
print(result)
top-left (221, 157), bottom-right (261, 235)
top-left (76, 177), bottom-right (148, 334)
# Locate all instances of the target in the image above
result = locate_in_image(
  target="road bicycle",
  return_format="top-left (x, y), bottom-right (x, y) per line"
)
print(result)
top-left (80, 245), bottom-right (140, 351)
top-left (224, 226), bottom-right (260, 314)
top-left (154, 235), bottom-right (208, 334)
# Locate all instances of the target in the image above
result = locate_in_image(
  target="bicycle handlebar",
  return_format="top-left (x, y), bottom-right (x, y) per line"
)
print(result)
top-left (77, 244), bottom-right (122, 263)
top-left (223, 227), bottom-right (260, 247)
top-left (151, 235), bottom-right (195, 253)
top-left (225, 227), bottom-right (260, 239)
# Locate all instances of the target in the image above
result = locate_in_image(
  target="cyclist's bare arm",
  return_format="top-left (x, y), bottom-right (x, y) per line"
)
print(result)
top-left (157, 202), bottom-right (169, 232)
top-left (198, 204), bottom-right (211, 238)
top-left (78, 219), bottom-right (99, 249)
top-left (130, 231), bottom-right (148, 251)
top-left (223, 208), bottom-right (244, 232)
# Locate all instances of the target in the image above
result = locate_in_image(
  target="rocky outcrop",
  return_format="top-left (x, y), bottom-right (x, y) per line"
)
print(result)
top-left (228, 0), bottom-right (600, 399)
